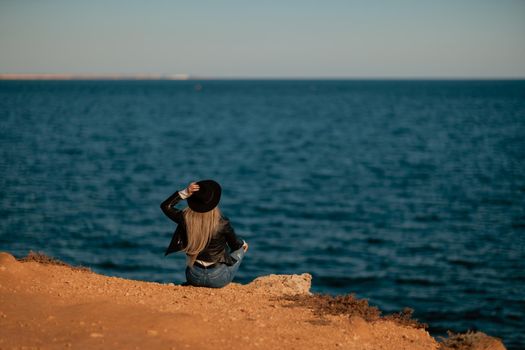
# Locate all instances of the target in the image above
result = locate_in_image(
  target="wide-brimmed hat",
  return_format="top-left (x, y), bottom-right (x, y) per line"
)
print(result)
top-left (187, 179), bottom-right (222, 213)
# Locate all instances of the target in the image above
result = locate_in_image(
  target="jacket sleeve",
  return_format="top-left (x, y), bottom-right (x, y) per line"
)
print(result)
top-left (222, 219), bottom-right (244, 252)
top-left (160, 191), bottom-right (185, 224)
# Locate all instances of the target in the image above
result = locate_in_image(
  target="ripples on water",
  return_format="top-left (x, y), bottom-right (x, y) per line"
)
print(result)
top-left (1, 80), bottom-right (524, 348)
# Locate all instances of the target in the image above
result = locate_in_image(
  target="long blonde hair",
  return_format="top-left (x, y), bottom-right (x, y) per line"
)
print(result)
top-left (182, 206), bottom-right (224, 266)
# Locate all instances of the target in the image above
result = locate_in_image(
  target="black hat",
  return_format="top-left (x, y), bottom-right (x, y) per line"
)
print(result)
top-left (187, 179), bottom-right (222, 213)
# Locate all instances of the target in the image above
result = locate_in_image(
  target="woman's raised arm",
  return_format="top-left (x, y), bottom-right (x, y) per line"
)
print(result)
top-left (160, 191), bottom-right (185, 224)
top-left (160, 182), bottom-right (200, 224)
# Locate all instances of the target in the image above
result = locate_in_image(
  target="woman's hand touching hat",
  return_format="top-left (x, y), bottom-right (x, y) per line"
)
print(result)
top-left (185, 182), bottom-right (200, 197)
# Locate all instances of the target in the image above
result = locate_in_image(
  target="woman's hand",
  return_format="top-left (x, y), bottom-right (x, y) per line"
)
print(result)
top-left (185, 182), bottom-right (200, 197)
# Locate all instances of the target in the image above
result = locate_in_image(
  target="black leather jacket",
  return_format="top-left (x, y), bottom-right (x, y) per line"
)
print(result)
top-left (161, 191), bottom-right (244, 266)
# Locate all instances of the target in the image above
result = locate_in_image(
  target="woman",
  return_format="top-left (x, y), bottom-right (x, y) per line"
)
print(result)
top-left (161, 179), bottom-right (248, 288)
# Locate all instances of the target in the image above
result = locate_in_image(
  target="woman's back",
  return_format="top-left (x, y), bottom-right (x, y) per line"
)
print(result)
top-left (161, 180), bottom-right (248, 288)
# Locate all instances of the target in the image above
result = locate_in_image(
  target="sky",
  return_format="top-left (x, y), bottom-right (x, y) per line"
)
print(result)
top-left (1, 0), bottom-right (524, 78)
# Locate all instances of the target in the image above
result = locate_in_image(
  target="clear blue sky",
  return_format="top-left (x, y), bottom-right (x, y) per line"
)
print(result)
top-left (1, 0), bottom-right (524, 78)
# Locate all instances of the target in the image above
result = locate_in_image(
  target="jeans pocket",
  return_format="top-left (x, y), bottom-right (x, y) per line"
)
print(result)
top-left (206, 266), bottom-right (230, 288)
top-left (186, 266), bottom-right (202, 284)
top-left (207, 264), bottom-right (227, 279)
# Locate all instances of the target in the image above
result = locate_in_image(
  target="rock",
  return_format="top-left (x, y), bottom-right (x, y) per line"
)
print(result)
top-left (440, 331), bottom-right (507, 350)
top-left (247, 273), bottom-right (312, 295)
top-left (469, 333), bottom-right (506, 350)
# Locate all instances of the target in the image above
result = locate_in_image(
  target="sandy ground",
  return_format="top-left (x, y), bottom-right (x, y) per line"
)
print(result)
top-left (0, 252), bottom-right (505, 350)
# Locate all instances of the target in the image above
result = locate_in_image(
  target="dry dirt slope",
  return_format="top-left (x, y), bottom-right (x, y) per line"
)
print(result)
top-left (0, 252), bottom-right (506, 350)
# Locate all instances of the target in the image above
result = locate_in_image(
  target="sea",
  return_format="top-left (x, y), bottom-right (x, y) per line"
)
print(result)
top-left (1, 80), bottom-right (524, 349)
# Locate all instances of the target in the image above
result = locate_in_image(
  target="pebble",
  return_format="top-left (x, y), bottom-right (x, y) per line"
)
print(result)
top-left (147, 330), bottom-right (158, 336)
top-left (90, 332), bottom-right (104, 338)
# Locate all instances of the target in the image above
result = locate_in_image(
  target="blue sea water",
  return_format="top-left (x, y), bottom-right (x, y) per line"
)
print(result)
top-left (1, 80), bottom-right (524, 348)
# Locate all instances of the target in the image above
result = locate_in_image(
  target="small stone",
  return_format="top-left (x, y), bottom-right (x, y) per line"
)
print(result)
top-left (147, 330), bottom-right (158, 336)
top-left (90, 332), bottom-right (103, 338)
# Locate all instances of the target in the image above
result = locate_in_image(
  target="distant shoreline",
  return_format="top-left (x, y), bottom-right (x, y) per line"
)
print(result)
top-left (0, 73), bottom-right (191, 81)
top-left (1, 74), bottom-right (524, 81)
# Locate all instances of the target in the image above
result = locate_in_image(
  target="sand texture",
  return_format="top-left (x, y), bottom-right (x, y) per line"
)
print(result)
top-left (0, 252), bottom-right (505, 350)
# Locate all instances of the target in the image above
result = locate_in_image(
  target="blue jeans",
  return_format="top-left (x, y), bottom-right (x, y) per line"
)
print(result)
top-left (185, 246), bottom-right (246, 288)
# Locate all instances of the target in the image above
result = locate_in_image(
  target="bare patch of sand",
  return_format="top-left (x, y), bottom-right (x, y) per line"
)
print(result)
top-left (0, 252), bottom-right (506, 350)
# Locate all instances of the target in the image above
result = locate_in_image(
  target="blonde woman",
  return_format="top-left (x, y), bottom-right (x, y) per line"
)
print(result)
top-left (161, 180), bottom-right (248, 288)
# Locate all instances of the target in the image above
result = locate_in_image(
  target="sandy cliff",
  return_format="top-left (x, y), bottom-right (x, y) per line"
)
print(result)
top-left (0, 252), bottom-right (505, 350)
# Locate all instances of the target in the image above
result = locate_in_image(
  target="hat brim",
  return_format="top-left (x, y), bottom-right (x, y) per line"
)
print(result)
top-left (187, 180), bottom-right (221, 213)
